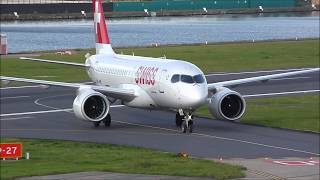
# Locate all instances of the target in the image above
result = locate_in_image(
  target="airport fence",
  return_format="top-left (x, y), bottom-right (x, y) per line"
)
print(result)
top-left (112, 0), bottom-right (297, 12)
top-left (0, 0), bottom-right (305, 15)
top-left (0, 0), bottom-right (91, 4)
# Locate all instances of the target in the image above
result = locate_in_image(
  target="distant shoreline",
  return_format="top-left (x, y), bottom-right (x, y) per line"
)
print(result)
top-left (1, 6), bottom-right (318, 21)
top-left (2, 38), bottom-right (318, 57)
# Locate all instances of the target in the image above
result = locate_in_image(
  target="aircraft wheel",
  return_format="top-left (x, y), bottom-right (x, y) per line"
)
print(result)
top-left (175, 113), bottom-right (183, 127)
top-left (181, 121), bottom-right (187, 133)
top-left (104, 114), bottom-right (111, 127)
top-left (188, 120), bottom-right (193, 133)
top-left (93, 121), bottom-right (101, 127)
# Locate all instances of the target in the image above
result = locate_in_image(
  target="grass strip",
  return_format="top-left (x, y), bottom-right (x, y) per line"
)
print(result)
top-left (0, 138), bottom-right (244, 180)
top-left (1, 40), bottom-right (319, 82)
top-left (196, 94), bottom-right (320, 132)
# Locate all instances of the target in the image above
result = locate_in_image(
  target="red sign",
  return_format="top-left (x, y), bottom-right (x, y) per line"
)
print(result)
top-left (0, 143), bottom-right (22, 159)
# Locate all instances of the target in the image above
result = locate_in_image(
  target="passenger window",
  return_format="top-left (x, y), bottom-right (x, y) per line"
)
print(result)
top-left (171, 74), bottom-right (180, 83)
top-left (181, 75), bottom-right (194, 84)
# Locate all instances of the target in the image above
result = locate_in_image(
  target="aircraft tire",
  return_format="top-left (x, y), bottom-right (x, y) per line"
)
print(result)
top-left (104, 114), bottom-right (111, 127)
top-left (181, 121), bottom-right (187, 133)
top-left (188, 120), bottom-right (193, 133)
top-left (175, 113), bottom-right (183, 127)
top-left (93, 121), bottom-right (101, 127)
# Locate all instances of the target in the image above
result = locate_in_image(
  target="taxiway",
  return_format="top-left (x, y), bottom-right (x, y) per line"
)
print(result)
top-left (1, 68), bottom-right (319, 159)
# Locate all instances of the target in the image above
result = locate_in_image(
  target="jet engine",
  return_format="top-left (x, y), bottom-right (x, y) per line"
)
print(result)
top-left (208, 87), bottom-right (246, 121)
top-left (73, 88), bottom-right (110, 122)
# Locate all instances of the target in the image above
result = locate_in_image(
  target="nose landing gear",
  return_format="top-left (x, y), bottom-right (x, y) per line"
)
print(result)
top-left (176, 110), bottom-right (194, 133)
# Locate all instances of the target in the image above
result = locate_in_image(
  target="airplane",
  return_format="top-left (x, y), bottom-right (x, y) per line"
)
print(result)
top-left (1, 0), bottom-right (319, 133)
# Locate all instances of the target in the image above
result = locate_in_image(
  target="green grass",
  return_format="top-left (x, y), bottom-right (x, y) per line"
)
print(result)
top-left (117, 40), bottom-right (319, 73)
top-left (0, 138), bottom-right (244, 180)
top-left (1, 40), bottom-right (319, 82)
top-left (196, 94), bottom-right (320, 132)
top-left (0, 49), bottom-right (92, 82)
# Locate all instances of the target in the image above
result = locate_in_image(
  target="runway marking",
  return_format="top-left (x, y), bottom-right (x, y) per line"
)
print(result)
top-left (33, 94), bottom-right (124, 114)
top-left (34, 94), bottom-right (75, 110)
top-left (243, 90), bottom-right (320, 98)
top-left (0, 116), bottom-right (33, 121)
top-left (1, 118), bottom-right (319, 156)
top-left (272, 160), bottom-right (317, 166)
top-left (0, 105), bottom-right (124, 117)
top-left (113, 120), bottom-right (320, 156)
top-left (0, 95), bottom-right (30, 100)
top-left (0, 128), bottom-right (179, 137)
top-left (0, 85), bottom-right (43, 90)
top-left (191, 132), bottom-right (320, 156)
top-left (205, 68), bottom-right (315, 76)
top-left (246, 169), bottom-right (285, 180)
top-left (0, 109), bottom-right (73, 117)
top-left (270, 76), bottom-right (311, 81)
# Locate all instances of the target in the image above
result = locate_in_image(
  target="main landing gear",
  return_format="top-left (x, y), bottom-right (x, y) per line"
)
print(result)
top-left (93, 114), bottom-right (111, 127)
top-left (176, 110), bottom-right (194, 133)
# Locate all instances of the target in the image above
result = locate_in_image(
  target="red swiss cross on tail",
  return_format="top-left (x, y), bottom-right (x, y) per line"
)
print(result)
top-left (93, 0), bottom-right (114, 54)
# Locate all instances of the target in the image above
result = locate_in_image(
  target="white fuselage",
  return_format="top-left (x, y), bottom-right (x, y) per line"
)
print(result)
top-left (86, 53), bottom-right (208, 111)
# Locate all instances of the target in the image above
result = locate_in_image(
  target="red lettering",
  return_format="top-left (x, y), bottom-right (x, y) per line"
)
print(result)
top-left (135, 66), bottom-right (159, 86)
top-left (135, 66), bottom-right (144, 83)
top-left (146, 67), bottom-right (152, 85)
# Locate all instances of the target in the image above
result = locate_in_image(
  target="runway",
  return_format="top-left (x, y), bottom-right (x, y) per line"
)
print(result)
top-left (1, 68), bottom-right (319, 159)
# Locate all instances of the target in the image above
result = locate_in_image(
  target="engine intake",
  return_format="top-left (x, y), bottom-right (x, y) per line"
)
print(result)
top-left (208, 87), bottom-right (246, 121)
top-left (73, 88), bottom-right (110, 122)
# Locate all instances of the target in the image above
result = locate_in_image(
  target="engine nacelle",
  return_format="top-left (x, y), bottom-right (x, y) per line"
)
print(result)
top-left (208, 87), bottom-right (246, 121)
top-left (73, 88), bottom-right (110, 122)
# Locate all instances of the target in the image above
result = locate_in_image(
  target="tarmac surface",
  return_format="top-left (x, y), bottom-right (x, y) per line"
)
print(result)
top-left (1, 68), bottom-right (320, 179)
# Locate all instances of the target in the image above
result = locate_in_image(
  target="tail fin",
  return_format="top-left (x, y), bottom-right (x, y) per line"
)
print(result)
top-left (93, 0), bottom-right (114, 55)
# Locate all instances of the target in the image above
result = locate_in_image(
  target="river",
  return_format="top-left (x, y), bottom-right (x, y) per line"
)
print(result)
top-left (1, 12), bottom-right (319, 53)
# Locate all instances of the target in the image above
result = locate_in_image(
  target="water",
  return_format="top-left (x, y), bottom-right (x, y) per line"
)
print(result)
top-left (1, 12), bottom-right (319, 53)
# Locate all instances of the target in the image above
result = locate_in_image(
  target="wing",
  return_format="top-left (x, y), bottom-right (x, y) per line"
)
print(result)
top-left (19, 57), bottom-right (88, 67)
top-left (0, 76), bottom-right (136, 101)
top-left (208, 68), bottom-right (319, 90)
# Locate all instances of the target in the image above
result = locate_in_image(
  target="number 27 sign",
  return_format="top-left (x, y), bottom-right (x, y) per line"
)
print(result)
top-left (0, 143), bottom-right (23, 159)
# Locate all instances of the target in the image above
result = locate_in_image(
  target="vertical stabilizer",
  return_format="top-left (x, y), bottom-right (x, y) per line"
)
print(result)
top-left (93, 0), bottom-right (114, 55)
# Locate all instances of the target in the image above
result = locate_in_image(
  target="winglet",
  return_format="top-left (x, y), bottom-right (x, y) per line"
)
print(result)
top-left (93, 0), bottom-right (114, 55)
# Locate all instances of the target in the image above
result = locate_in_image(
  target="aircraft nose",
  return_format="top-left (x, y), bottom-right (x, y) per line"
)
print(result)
top-left (180, 85), bottom-right (207, 108)
top-left (191, 88), bottom-right (207, 105)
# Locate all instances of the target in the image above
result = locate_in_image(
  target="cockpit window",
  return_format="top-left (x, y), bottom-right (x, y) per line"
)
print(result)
top-left (193, 74), bottom-right (205, 83)
top-left (171, 74), bottom-right (205, 84)
top-left (181, 75), bottom-right (194, 84)
top-left (171, 74), bottom-right (180, 83)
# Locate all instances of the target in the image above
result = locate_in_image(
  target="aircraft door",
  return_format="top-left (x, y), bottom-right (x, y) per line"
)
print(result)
top-left (157, 69), bottom-right (181, 107)
top-left (158, 69), bottom-right (168, 94)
